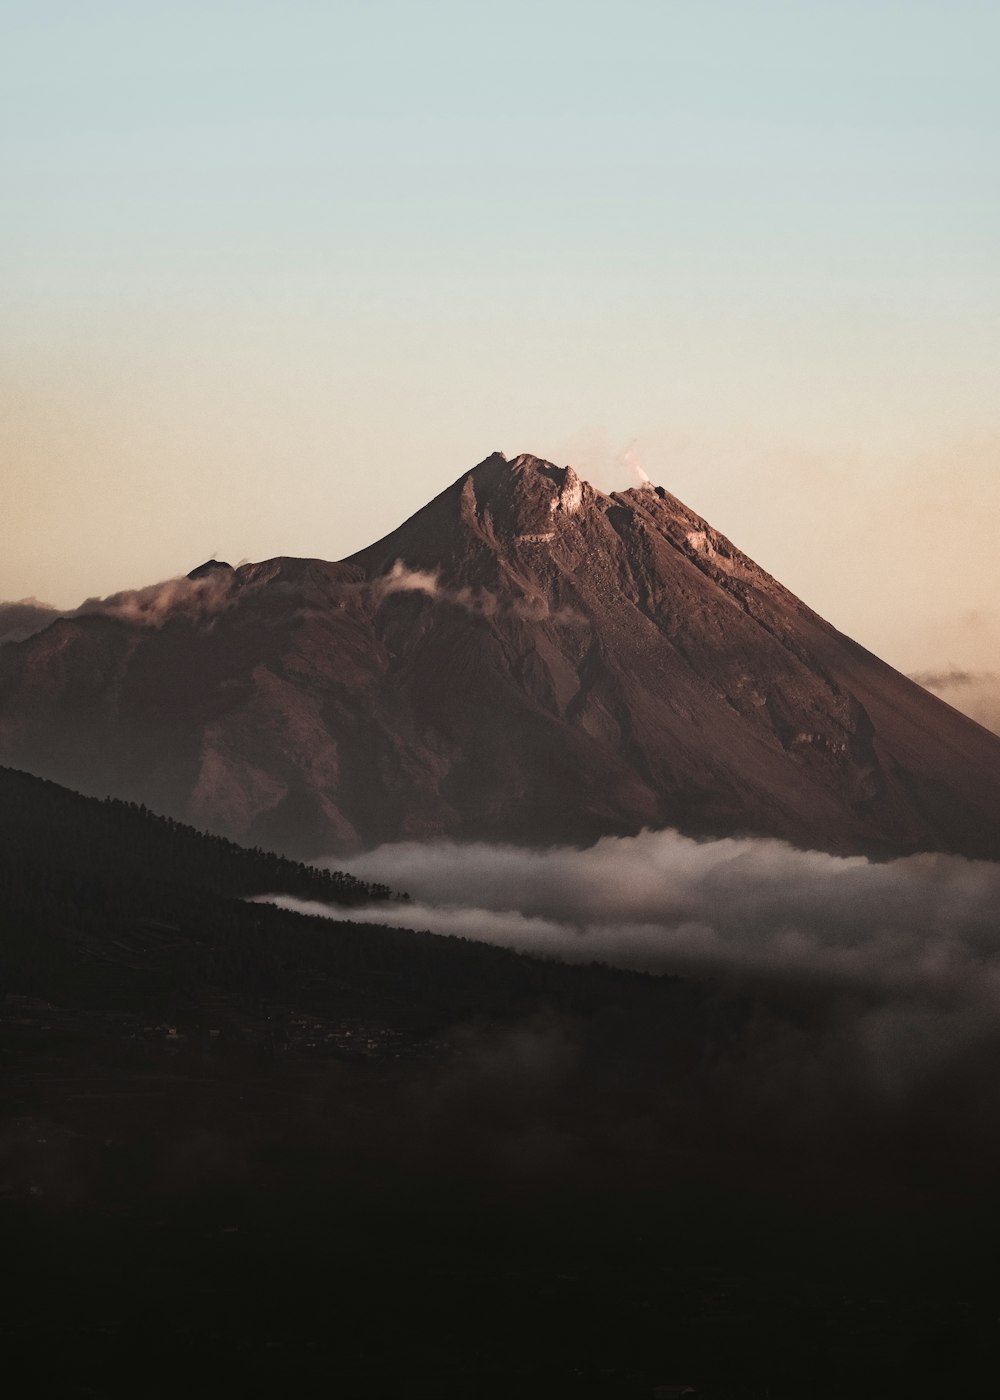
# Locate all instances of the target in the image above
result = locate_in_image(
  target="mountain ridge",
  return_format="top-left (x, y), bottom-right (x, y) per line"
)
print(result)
top-left (3, 450), bottom-right (1000, 860)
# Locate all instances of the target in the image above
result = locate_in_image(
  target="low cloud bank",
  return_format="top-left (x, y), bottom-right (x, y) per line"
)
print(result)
top-left (911, 668), bottom-right (1000, 736)
top-left (255, 830), bottom-right (1000, 1138)
top-left (296, 829), bottom-right (1000, 996)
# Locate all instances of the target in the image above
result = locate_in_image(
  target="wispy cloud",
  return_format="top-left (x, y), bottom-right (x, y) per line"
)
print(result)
top-left (910, 668), bottom-right (1000, 736)
top-left (0, 571), bottom-right (243, 644)
top-left (371, 560), bottom-right (584, 624)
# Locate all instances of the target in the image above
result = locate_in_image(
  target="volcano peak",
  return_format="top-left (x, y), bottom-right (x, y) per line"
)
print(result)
top-left (9, 447), bottom-right (1000, 861)
top-left (463, 452), bottom-right (592, 542)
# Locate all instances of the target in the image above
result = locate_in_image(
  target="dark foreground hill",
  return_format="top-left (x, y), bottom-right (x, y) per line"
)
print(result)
top-left (0, 763), bottom-right (694, 1031)
top-left (4, 452), bottom-right (1000, 859)
top-left (5, 769), bottom-right (1000, 1396)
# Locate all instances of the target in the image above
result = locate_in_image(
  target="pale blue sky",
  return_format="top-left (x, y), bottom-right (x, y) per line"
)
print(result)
top-left (3, 1), bottom-right (999, 669)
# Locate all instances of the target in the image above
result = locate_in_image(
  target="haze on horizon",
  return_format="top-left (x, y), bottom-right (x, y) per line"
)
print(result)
top-left (3, 1), bottom-right (999, 678)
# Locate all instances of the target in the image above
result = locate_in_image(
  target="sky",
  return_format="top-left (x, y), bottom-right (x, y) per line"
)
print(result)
top-left (3, 1), bottom-right (999, 674)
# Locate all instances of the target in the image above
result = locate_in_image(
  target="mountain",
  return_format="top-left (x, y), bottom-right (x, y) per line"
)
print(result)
top-left (3, 450), bottom-right (1000, 859)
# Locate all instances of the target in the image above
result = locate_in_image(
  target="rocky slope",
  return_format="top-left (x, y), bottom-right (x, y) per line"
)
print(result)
top-left (3, 451), bottom-right (1000, 859)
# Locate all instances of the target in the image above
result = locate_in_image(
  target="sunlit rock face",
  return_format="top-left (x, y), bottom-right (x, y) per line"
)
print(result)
top-left (4, 450), bottom-right (1000, 861)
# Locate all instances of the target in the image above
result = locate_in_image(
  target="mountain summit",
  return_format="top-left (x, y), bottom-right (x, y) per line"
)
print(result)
top-left (347, 452), bottom-right (593, 574)
top-left (3, 451), bottom-right (1000, 859)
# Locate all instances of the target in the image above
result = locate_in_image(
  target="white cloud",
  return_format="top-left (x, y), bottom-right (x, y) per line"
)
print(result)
top-left (250, 828), bottom-right (1000, 1019)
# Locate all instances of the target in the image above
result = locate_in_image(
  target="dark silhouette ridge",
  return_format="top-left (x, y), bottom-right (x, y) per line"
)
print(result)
top-left (0, 762), bottom-right (699, 1030)
top-left (186, 558), bottom-right (235, 580)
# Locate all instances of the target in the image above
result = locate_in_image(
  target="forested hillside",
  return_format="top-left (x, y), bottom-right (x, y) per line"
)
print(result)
top-left (0, 765), bottom-right (706, 1036)
top-left (0, 764), bottom-right (390, 907)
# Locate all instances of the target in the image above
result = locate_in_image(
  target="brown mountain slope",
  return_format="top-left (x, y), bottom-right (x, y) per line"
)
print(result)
top-left (2, 451), bottom-right (1000, 859)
